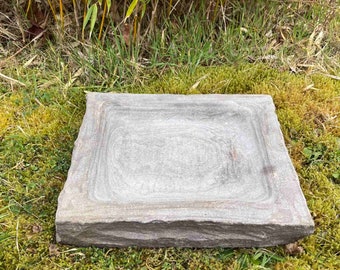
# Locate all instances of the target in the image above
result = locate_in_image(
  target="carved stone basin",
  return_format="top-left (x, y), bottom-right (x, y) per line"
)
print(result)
top-left (55, 93), bottom-right (314, 247)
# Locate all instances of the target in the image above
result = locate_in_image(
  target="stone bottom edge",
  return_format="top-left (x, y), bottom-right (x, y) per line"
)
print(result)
top-left (55, 220), bottom-right (314, 248)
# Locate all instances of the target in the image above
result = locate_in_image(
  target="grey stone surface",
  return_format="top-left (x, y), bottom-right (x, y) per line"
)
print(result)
top-left (55, 93), bottom-right (314, 247)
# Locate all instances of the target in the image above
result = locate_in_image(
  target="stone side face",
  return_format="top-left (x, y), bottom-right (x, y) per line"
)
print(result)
top-left (56, 221), bottom-right (314, 248)
top-left (55, 93), bottom-right (314, 247)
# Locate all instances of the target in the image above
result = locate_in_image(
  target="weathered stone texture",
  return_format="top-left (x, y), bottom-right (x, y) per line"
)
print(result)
top-left (56, 94), bottom-right (314, 247)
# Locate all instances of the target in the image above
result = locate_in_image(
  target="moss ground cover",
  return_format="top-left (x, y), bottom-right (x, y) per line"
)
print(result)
top-left (0, 62), bottom-right (339, 269)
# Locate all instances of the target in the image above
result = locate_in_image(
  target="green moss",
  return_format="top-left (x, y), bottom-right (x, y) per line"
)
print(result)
top-left (0, 63), bottom-right (339, 269)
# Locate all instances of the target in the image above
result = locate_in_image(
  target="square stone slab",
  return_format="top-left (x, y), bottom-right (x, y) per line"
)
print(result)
top-left (56, 93), bottom-right (314, 247)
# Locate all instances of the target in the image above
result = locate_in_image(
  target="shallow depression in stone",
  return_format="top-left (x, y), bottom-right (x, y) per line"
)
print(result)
top-left (88, 102), bottom-right (272, 203)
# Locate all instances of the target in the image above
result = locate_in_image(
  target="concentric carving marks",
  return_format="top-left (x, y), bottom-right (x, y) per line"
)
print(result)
top-left (89, 102), bottom-right (272, 203)
top-left (108, 122), bottom-right (240, 193)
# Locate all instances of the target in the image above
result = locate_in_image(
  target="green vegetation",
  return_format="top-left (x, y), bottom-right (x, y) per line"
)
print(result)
top-left (0, 63), bottom-right (339, 269)
top-left (1, 0), bottom-right (339, 82)
top-left (0, 0), bottom-right (339, 269)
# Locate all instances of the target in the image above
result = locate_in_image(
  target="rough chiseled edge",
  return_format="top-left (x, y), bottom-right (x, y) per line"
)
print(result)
top-left (56, 221), bottom-right (314, 248)
top-left (55, 93), bottom-right (315, 247)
